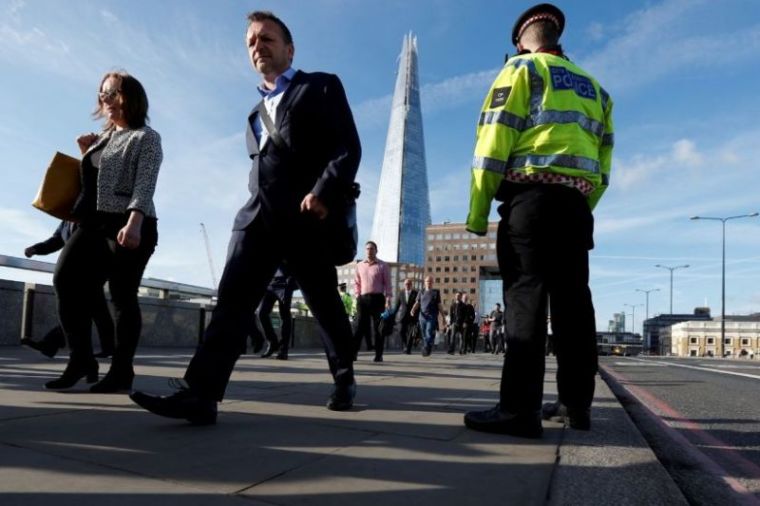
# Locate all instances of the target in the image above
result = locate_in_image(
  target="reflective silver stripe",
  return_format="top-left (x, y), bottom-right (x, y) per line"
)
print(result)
top-left (479, 110), bottom-right (526, 130)
top-left (528, 110), bottom-right (605, 138)
top-left (482, 109), bottom-right (604, 139)
top-left (508, 59), bottom-right (543, 116)
top-left (473, 156), bottom-right (507, 175)
top-left (602, 133), bottom-right (614, 147)
top-left (507, 154), bottom-right (600, 174)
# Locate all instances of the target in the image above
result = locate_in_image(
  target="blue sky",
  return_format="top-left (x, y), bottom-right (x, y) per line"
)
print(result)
top-left (1, 0), bottom-right (759, 333)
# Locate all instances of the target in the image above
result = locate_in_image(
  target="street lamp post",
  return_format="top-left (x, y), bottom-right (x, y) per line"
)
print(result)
top-left (624, 303), bottom-right (643, 335)
top-left (655, 264), bottom-right (689, 314)
top-left (690, 212), bottom-right (759, 358)
top-left (636, 288), bottom-right (660, 351)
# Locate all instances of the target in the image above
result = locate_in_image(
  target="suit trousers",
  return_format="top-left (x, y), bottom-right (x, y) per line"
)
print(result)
top-left (258, 290), bottom-right (293, 351)
top-left (185, 216), bottom-right (354, 401)
top-left (353, 293), bottom-right (385, 359)
top-left (496, 183), bottom-right (598, 415)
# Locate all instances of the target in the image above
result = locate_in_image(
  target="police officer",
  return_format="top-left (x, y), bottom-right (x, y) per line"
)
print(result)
top-left (463, 3), bottom-right (613, 437)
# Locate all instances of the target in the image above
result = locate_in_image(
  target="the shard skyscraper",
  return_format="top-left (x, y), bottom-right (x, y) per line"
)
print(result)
top-left (369, 33), bottom-right (431, 266)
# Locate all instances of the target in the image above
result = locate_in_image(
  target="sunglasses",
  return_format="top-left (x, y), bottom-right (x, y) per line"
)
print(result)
top-left (98, 89), bottom-right (121, 103)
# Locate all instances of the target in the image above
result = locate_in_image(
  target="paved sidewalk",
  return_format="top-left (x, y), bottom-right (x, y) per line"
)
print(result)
top-left (0, 347), bottom-right (686, 505)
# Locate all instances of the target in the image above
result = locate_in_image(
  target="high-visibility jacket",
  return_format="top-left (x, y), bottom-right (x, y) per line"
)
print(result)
top-left (466, 52), bottom-right (614, 235)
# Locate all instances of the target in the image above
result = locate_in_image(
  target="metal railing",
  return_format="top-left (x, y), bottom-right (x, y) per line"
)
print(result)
top-left (0, 254), bottom-right (216, 299)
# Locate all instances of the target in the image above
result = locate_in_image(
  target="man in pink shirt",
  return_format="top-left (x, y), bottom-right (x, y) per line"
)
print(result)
top-left (353, 241), bottom-right (392, 362)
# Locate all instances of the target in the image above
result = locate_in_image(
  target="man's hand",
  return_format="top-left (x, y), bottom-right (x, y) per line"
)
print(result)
top-left (300, 193), bottom-right (328, 219)
top-left (24, 247), bottom-right (36, 258)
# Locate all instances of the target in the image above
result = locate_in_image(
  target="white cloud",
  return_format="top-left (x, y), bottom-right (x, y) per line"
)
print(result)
top-left (580, 0), bottom-right (760, 93)
top-left (671, 139), bottom-right (702, 166)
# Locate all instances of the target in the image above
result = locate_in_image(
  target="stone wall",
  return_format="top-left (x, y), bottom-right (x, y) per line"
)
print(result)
top-left (0, 279), bottom-right (335, 350)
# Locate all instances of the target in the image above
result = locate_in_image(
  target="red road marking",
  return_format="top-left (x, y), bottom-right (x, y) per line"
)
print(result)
top-left (602, 364), bottom-right (760, 504)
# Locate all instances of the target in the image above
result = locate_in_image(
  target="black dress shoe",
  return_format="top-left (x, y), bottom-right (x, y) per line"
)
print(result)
top-left (90, 369), bottom-right (134, 393)
top-left (372, 356), bottom-right (383, 363)
top-left (326, 383), bottom-right (356, 411)
top-left (422, 345), bottom-right (432, 357)
top-left (130, 388), bottom-right (217, 425)
top-left (261, 342), bottom-right (280, 358)
top-left (275, 350), bottom-right (288, 360)
top-left (542, 401), bottom-right (591, 430)
top-left (45, 360), bottom-right (99, 390)
top-left (93, 349), bottom-right (114, 358)
top-left (464, 404), bottom-right (543, 438)
top-left (21, 337), bottom-right (59, 359)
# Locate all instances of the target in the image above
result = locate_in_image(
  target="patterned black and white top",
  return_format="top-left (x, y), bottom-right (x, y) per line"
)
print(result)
top-left (86, 126), bottom-right (162, 218)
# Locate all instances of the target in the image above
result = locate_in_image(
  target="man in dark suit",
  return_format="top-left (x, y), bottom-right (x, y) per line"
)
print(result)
top-left (131, 10), bottom-right (361, 424)
top-left (393, 278), bottom-right (418, 354)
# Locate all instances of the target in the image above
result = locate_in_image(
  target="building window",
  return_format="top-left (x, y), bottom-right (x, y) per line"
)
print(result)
top-left (489, 243), bottom-right (496, 249)
top-left (427, 246), bottom-right (434, 251)
top-left (436, 256), bottom-right (441, 262)
top-left (742, 338), bottom-right (750, 345)
top-left (435, 234), bottom-right (443, 240)
top-left (725, 338), bottom-right (731, 345)
top-left (435, 267), bottom-right (441, 272)
top-left (435, 278), bottom-right (440, 283)
top-left (453, 266), bottom-right (458, 272)
top-left (453, 233), bottom-right (461, 239)
top-left (453, 255), bottom-right (459, 261)
top-left (427, 256), bottom-right (432, 262)
top-left (444, 277), bottom-right (449, 283)
top-left (427, 234), bottom-right (434, 241)
top-left (470, 277), bottom-right (476, 283)
top-left (471, 266), bottom-right (477, 272)
top-left (444, 267), bottom-right (450, 272)
top-left (444, 256), bottom-right (450, 262)
top-left (690, 349), bottom-right (698, 357)
top-left (690, 337), bottom-right (698, 344)
top-left (707, 337), bottom-right (715, 344)
top-left (444, 234), bottom-right (452, 240)
top-left (471, 255), bottom-right (477, 261)
top-left (470, 288), bottom-right (476, 294)
top-left (452, 277), bottom-right (458, 283)
top-left (427, 267), bottom-right (432, 273)
top-left (488, 232), bottom-right (497, 239)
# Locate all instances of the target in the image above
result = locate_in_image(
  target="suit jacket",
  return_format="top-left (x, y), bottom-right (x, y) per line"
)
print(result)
top-left (393, 289), bottom-right (419, 324)
top-left (236, 70), bottom-right (361, 231)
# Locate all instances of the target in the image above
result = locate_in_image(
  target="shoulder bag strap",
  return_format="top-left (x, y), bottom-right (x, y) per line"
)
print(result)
top-left (257, 101), bottom-right (288, 151)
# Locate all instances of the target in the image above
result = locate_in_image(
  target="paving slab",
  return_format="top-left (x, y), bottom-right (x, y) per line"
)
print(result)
top-left (0, 347), bottom-right (687, 505)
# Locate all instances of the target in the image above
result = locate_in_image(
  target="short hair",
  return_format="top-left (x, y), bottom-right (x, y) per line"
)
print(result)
top-left (365, 241), bottom-right (378, 250)
top-left (495, 302), bottom-right (501, 307)
top-left (247, 11), bottom-right (293, 45)
top-left (520, 19), bottom-right (560, 47)
top-left (93, 71), bottom-right (149, 130)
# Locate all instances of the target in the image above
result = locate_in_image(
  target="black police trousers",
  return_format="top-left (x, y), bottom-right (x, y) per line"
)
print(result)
top-left (496, 183), bottom-right (598, 415)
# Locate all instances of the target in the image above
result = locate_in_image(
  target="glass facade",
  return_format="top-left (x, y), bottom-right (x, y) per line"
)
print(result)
top-left (370, 33), bottom-right (431, 266)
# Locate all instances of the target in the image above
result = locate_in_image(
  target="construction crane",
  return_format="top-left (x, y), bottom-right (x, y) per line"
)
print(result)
top-left (200, 222), bottom-right (218, 287)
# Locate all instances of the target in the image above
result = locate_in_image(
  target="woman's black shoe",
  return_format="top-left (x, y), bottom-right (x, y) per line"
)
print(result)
top-left (93, 349), bottom-right (114, 358)
top-left (21, 337), bottom-right (60, 359)
top-left (45, 360), bottom-right (99, 390)
top-left (90, 369), bottom-right (134, 393)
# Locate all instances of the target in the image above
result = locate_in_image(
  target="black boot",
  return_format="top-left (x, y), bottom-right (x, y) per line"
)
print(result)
top-left (45, 359), bottom-right (99, 390)
top-left (90, 367), bottom-right (134, 393)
